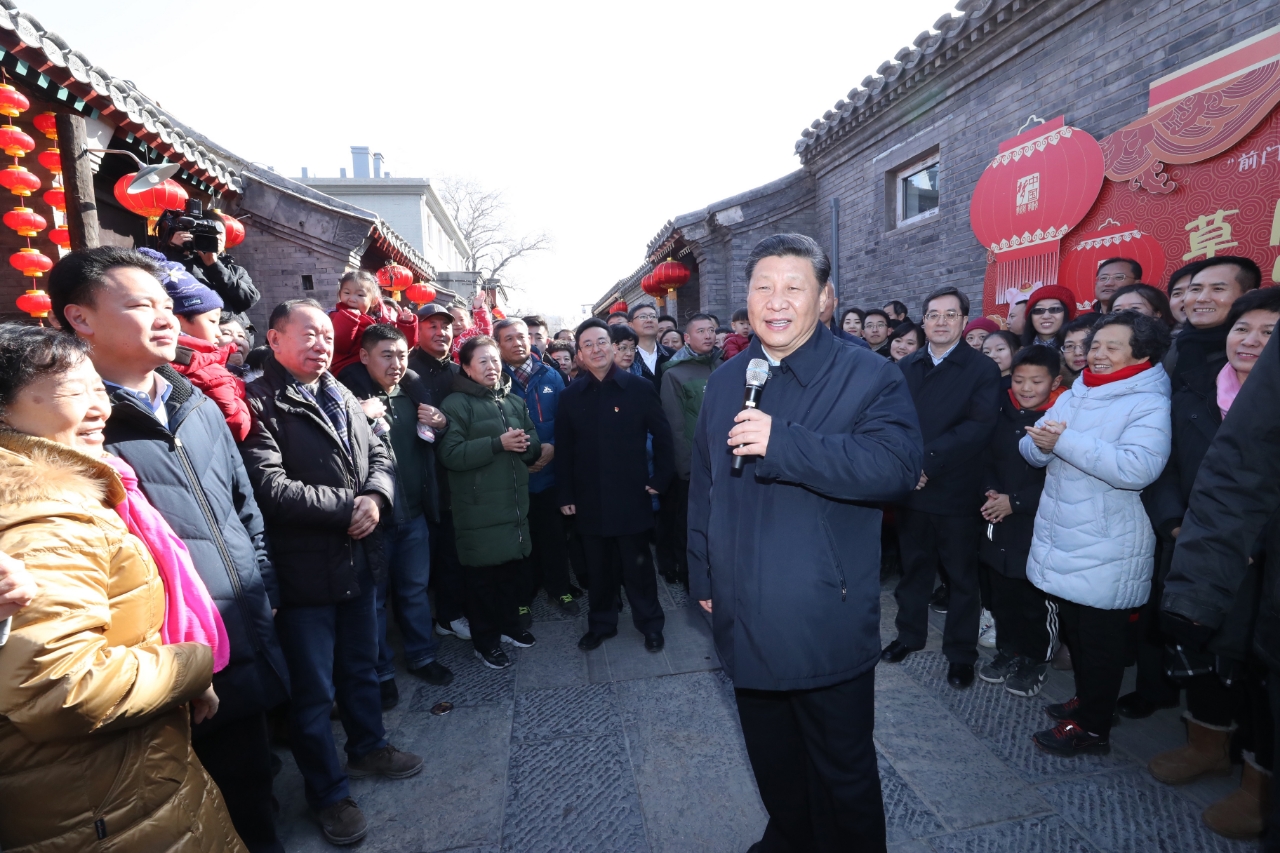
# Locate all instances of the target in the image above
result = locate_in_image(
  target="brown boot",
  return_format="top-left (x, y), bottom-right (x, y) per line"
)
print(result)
top-left (1148, 714), bottom-right (1233, 785)
top-left (1203, 751), bottom-right (1271, 839)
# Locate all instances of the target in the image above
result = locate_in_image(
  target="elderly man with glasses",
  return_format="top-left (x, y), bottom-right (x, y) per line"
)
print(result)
top-left (882, 285), bottom-right (1002, 689)
top-left (1092, 258), bottom-right (1142, 314)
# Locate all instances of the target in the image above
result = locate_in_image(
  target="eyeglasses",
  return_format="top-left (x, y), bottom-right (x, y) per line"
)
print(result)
top-left (631, 312), bottom-right (657, 321)
top-left (863, 321), bottom-right (888, 331)
top-left (1095, 274), bottom-right (1133, 284)
top-left (1062, 343), bottom-right (1086, 354)
top-left (615, 343), bottom-right (637, 354)
top-left (1030, 305), bottom-right (1065, 316)
top-left (923, 311), bottom-right (963, 323)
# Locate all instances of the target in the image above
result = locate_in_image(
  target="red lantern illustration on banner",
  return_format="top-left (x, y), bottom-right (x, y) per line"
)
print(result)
top-left (404, 281), bottom-right (437, 305)
top-left (16, 288), bottom-right (51, 319)
top-left (969, 116), bottom-right (1105, 313)
top-left (1059, 220), bottom-right (1167, 308)
top-left (376, 262), bottom-right (413, 295)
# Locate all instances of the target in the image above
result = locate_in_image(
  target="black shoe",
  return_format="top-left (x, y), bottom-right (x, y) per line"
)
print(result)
top-left (517, 606), bottom-right (533, 631)
top-left (1116, 691), bottom-right (1178, 719)
top-left (1033, 720), bottom-right (1111, 756)
top-left (644, 633), bottom-right (665, 652)
top-left (978, 651), bottom-right (1019, 684)
top-left (929, 584), bottom-right (950, 614)
top-left (578, 629), bottom-right (617, 651)
top-left (475, 647), bottom-right (512, 669)
top-left (313, 797), bottom-right (368, 846)
top-left (554, 593), bottom-right (581, 616)
top-left (1046, 695), bottom-right (1120, 727)
top-left (880, 640), bottom-right (921, 663)
top-left (410, 660), bottom-right (455, 686)
top-left (501, 630), bottom-right (537, 648)
top-left (568, 584), bottom-right (585, 598)
top-left (946, 662), bottom-right (975, 689)
top-left (379, 679), bottom-right (399, 710)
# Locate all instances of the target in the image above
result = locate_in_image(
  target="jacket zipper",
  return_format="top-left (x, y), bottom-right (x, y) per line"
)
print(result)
top-left (494, 393), bottom-right (524, 545)
top-left (820, 517), bottom-right (847, 601)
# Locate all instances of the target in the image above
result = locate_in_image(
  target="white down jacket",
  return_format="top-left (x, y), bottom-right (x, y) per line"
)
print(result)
top-left (1020, 364), bottom-right (1171, 610)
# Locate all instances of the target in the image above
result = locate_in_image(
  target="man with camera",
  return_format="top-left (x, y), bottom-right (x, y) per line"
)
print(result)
top-left (159, 201), bottom-right (260, 324)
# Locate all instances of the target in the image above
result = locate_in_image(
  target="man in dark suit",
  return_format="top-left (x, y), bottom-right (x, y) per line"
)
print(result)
top-left (883, 285), bottom-right (1001, 688)
top-left (557, 318), bottom-right (675, 652)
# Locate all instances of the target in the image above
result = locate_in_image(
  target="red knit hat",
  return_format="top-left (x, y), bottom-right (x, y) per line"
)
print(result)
top-left (1025, 285), bottom-right (1077, 320)
top-left (963, 317), bottom-right (1000, 337)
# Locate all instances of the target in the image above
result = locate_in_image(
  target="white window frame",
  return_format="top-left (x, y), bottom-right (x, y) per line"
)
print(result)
top-left (895, 153), bottom-right (941, 227)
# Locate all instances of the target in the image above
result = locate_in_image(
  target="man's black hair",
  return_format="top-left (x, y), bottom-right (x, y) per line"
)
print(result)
top-left (744, 233), bottom-right (831, 286)
top-left (48, 246), bottom-right (164, 330)
top-left (545, 340), bottom-right (575, 357)
top-left (1010, 344), bottom-right (1061, 377)
top-left (1225, 285), bottom-right (1280, 328)
top-left (884, 300), bottom-right (909, 318)
top-left (0, 323), bottom-right (92, 410)
top-left (1058, 315), bottom-right (1095, 340)
top-left (1087, 311), bottom-right (1172, 364)
top-left (921, 286), bottom-right (970, 318)
top-left (657, 314), bottom-right (677, 326)
top-left (1166, 260), bottom-right (1206, 295)
top-left (687, 312), bottom-right (716, 326)
top-left (1098, 257), bottom-right (1143, 280)
top-left (359, 323), bottom-right (407, 351)
top-left (575, 317), bottom-right (612, 347)
top-left (521, 315), bottom-right (548, 330)
top-left (268, 298), bottom-right (327, 332)
top-left (610, 324), bottom-right (639, 345)
top-left (863, 308), bottom-right (890, 325)
top-left (1196, 255), bottom-right (1263, 292)
top-left (716, 326), bottom-right (732, 335)
top-left (731, 308), bottom-right (749, 323)
top-left (606, 311), bottom-right (629, 324)
top-left (627, 302), bottom-right (658, 321)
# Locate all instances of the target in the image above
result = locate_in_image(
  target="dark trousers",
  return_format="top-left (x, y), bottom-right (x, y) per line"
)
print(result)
top-left (582, 532), bottom-right (665, 636)
top-left (524, 490), bottom-right (572, 604)
top-left (275, 571), bottom-right (387, 810)
top-left (466, 558), bottom-right (523, 651)
top-left (894, 508), bottom-right (982, 665)
top-left (1056, 597), bottom-right (1133, 737)
top-left (193, 712), bottom-right (283, 853)
top-left (1133, 542), bottom-right (1180, 705)
top-left (987, 570), bottom-right (1056, 663)
top-left (656, 478), bottom-right (690, 583)
top-left (735, 667), bottom-right (886, 853)
top-left (428, 509), bottom-right (467, 625)
top-left (564, 514), bottom-right (589, 590)
top-left (1267, 675), bottom-right (1280, 853)
top-left (376, 515), bottom-right (439, 678)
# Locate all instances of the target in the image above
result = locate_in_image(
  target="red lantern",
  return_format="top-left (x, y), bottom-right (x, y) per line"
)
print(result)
top-left (0, 84), bottom-right (29, 119)
top-left (33, 112), bottom-right (57, 140)
top-left (49, 224), bottom-right (70, 249)
top-left (36, 148), bottom-right (60, 174)
top-left (3, 206), bottom-right (45, 237)
top-left (405, 281), bottom-right (437, 304)
top-left (0, 165), bottom-right (39, 196)
top-left (10, 247), bottom-right (52, 277)
top-left (491, 306), bottom-right (506, 321)
top-left (1059, 221), bottom-right (1167, 307)
top-left (640, 273), bottom-right (664, 298)
top-left (376, 263), bottom-right (413, 294)
top-left (0, 124), bottom-right (34, 157)
top-left (43, 187), bottom-right (65, 211)
top-left (16, 288), bottom-right (51, 319)
top-left (112, 174), bottom-right (188, 220)
top-left (609, 300), bottom-right (628, 314)
top-left (652, 258), bottom-right (690, 291)
top-left (214, 210), bottom-right (245, 248)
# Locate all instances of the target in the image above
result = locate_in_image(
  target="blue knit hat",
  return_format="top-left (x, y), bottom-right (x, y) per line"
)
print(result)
top-left (136, 247), bottom-right (223, 316)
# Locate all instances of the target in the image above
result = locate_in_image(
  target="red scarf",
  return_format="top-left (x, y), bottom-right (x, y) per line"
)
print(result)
top-left (1081, 361), bottom-right (1153, 387)
top-left (1008, 386), bottom-right (1065, 411)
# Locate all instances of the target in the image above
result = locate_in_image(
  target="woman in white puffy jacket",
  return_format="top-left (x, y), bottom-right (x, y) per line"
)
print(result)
top-left (1019, 311), bottom-right (1172, 758)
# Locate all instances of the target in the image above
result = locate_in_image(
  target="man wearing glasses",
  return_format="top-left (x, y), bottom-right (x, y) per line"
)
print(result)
top-left (882, 286), bottom-right (1001, 689)
top-left (1093, 258), bottom-right (1142, 314)
top-left (626, 303), bottom-right (672, 391)
top-left (862, 309), bottom-right (893, 357)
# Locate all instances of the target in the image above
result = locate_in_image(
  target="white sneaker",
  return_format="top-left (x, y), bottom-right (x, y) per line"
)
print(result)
top-left (978, 625), bottom-right (998, 648)
top-left (435, 617), bottom-right (472, 640)
top-left (979, 608), bottom-right (995, 634)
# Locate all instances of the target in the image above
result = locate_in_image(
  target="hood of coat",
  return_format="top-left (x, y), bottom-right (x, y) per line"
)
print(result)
top-left (0, 431), bottom-right (124, 525)
top-left (173, 334), bottom-right (230, 372)
top-left (664, 344), bottom-right (722, 372)
top-left (1068, 362), bottom-right (1171, 401)
top-left (453, 369), bottom-right (513, 400)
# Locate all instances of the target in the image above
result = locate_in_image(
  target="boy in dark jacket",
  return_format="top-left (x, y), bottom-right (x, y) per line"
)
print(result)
top-left (978, 346), bottom-right (1064, 698)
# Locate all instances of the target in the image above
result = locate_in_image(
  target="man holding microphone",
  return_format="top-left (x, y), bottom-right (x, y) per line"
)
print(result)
top-left (688, 234), bottom-right (923, 852)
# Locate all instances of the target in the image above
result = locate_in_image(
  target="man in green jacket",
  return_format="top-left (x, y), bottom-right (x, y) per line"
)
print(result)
top-left (658, 313), bottom-right (722, 586)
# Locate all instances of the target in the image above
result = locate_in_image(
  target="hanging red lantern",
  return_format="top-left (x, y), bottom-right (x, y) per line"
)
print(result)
top-left (3, 206), bottom-right (45, 237)
top-left (43, 187), bottom-right (65, 211)
top-left (112, 174), bottom-right (188, 220)
top-left (10, 247), bottom-right (52, 277)
top-left (49, 224), bottom-right (69, 249)
top-left (1059, 221), bottom-right (1167, 307)
top-left (0, 84), bottom-right (29, 119)
top-left (405, 281), bottom-right (437, 304)
top-left (16, 288), bottom-right (51, 319)
top-left (0, 165), bottom-right (40, 197)
top-left (609, 300), bottom-right (628, 314)
top-left (376, 262), bottom-right (413, 294)
top-left (214, 209), bottom-right (245, 248)
top-left (640, 273), bottom-right (664, 298)
top-left (36, 148), bottom-right (60, 174)
top-left (32, 112), bottom-right (56, 140)
top-left (491, 306), bottom-right (506, 321)
top-left (652, 258), bottom-right (690, 291)
top-left (0, 124), bottom-right (34, 157)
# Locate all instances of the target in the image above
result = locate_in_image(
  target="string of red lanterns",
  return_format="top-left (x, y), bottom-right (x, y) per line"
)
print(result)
top-left (0, 77), bottom-right (55, 323)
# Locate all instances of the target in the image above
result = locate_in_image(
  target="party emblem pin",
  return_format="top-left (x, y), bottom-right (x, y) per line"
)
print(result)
top-left (614, 407), bottom-right (620, 412)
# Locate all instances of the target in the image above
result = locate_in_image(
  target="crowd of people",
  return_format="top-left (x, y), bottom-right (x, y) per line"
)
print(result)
top-left (0, 235), bottom-right (1276, 852)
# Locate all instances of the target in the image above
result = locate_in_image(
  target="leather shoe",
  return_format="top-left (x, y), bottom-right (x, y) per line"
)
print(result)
top-left (1116, 691), bottom-right (1179, 719)
top-left (947, 662), bottom-right (975, 688)
top-left (578, 629), bottom-right (617, 651)
top-left (880, 640), bottom-right (920, 664)
top-left (644, 633), bottom-right (665, 652)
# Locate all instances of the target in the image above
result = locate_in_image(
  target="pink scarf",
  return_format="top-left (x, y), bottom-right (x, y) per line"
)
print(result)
top-left (103, 454), bottom-right (230, 672)
top-left (1216, 362), bottom-right (1243, 420)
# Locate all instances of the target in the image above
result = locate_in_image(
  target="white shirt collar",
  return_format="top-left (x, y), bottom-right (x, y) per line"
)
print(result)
top-left (928, 339), bottom-right (961, 366)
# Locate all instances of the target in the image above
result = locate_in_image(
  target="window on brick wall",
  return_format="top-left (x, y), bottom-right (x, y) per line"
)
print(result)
top-left (301, 274), bottom-right (314, 291)
top-left (894, 153), bottom-right (940, 227)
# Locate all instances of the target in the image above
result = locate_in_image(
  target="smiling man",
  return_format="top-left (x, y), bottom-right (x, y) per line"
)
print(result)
top-left (688, 234), bottom-right (922, 852)
top-left (1165, 256), bottom-right (1261, 391)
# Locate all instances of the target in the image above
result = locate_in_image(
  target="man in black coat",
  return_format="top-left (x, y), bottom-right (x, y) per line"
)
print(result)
top-left (883, 285), bottom-right (1001, 688)
top-left (1162, 328), bottom-right (1280, 851)
top-left (557, 318), bottom-right (675, 652)
top-left (240, 300), bottom-right (420, 846)
top-left (690, 234), bottom-right (922, 852)
top-left (49, 247), bottom-right (289, 853)
top-left (628, 302), bottom-right (672, 391)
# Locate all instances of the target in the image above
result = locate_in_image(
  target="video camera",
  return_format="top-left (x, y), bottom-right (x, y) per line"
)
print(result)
top-left (158, 199), bottom-right (225, 255)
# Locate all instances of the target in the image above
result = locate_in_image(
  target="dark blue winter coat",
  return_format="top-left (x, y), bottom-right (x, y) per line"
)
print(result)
top-left (688, 327), bottom-right (922, 691)
top-left (504, 355), bottom-right (564, 495)
top-left (103, 367), bottom-right (289, 732)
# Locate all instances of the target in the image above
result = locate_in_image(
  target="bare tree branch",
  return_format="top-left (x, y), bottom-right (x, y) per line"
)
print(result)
top-left (437, 176), bottom-right (551, 287)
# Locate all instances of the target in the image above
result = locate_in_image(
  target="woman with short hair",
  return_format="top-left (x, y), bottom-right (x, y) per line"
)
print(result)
top-left (1111, 283), bottom-right (1176, 329)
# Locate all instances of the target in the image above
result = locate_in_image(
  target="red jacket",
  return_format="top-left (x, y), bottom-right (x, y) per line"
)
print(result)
top-left (450, 304), bottom-right (493, 362)
top-left (722, 333), bottom-right (751, 359)
top-left (330, 302), bottom-right (419, 376)
top-left (170, 334), bottom-right (252, 441)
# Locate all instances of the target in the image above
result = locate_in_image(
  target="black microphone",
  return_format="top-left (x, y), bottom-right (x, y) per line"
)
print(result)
top-left (731, 358), bottom-right (771, 473)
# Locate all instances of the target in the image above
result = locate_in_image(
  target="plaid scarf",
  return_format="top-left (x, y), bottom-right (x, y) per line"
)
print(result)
top-left (294, 373), bottom-right (352, 455)
top-left (510, 355), bottom-right (536, 390)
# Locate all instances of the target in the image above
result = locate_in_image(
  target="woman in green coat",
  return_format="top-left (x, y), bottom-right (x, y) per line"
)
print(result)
top-left (438, 335), bottom-right (541, 669)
